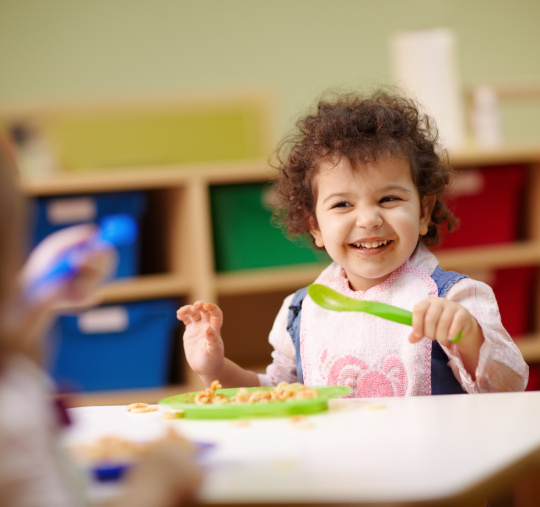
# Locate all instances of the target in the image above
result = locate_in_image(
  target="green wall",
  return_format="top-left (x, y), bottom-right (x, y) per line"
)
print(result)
top-left (1, 0), bottom-right (539, 146)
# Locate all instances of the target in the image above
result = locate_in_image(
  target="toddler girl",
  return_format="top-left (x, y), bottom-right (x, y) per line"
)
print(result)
top-left (178, 90), bottom-right (528, 397)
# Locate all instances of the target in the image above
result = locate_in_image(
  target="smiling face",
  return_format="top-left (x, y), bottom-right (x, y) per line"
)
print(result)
top-left (309, 156), bottom-right (433, 291)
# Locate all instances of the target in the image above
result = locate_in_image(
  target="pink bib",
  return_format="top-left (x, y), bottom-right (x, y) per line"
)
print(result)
top-left (301, 262), bottom-right (438, 397)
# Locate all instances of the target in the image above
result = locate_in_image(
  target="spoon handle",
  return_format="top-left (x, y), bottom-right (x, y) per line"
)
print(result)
top-left (360, 300), bottom-right (413, 326)
top-left (306, 284), bottom-right (462, 343)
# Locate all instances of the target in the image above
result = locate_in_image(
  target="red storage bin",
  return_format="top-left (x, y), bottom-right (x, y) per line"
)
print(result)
top-left (526, 365), bottom-right (540, 391)
top-left (478, 266), bottom-right (536, 390)
top-left (488, 266), bottom-right (535, 339)
top-left (439, 165), bottom-right (527, 249)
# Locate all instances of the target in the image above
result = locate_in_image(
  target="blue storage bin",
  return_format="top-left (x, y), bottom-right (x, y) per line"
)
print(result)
top-left (47, 298), bottom-right (178, 391)
top-left (29, 191), bottom-right (146, 278)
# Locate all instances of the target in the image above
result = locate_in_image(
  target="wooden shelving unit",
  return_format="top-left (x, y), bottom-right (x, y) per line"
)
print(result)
top-left (19, 144), bottom-right (540, 405)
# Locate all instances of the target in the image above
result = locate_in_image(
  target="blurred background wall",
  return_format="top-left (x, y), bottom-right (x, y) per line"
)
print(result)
top-left (1, 0), bottom-right (539, 146)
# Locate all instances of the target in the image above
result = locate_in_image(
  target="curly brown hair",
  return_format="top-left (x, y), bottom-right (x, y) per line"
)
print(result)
top-left (271, 89), bottom-right (457, 247)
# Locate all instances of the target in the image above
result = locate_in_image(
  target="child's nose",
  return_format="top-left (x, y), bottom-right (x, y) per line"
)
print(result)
top-left (355, 206), bottom-right (383, 229)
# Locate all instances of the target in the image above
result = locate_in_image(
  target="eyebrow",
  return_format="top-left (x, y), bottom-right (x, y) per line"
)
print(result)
top-left (321, 193), bottom-right (351, 204)
top-left (383, 185), bottom-right (413, 194)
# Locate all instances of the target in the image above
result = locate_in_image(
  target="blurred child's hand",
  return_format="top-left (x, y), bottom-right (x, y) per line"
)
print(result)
top-left (22, 224), bottom-right (117, 309)
top-left (177, 301), bottom-right (225, 378)
top-left (112, 435), bottom-right (203, 507)
top-left (0, 225), bottom-right (116, 363)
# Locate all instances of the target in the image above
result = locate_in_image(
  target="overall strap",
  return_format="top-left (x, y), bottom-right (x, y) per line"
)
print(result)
top-left (430, 266), bottom-right (468, 395)
top-left (287, 287), bottom-right (307, 383)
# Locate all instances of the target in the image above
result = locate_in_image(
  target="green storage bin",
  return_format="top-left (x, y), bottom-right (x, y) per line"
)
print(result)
top-left (210, 182), bottom-right (329, 271)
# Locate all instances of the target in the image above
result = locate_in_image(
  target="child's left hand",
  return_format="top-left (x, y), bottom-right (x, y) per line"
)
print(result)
top-left (408, 297), bottom-right (481, 347)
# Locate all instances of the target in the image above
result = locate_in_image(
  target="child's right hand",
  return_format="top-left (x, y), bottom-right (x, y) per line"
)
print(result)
top-left (177, 301), bottom-right (225, 379)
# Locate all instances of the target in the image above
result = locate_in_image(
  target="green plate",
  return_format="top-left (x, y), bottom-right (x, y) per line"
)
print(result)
top-left (158, 385), bottom-right (352, 419)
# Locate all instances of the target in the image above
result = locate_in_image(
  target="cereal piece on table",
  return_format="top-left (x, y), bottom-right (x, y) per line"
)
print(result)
top-left (363, 403), bottom-right (386, 411)
top-left (127, 402), bottom-right (158, 413)
top-left (289, 415), bottom-right (314, 429)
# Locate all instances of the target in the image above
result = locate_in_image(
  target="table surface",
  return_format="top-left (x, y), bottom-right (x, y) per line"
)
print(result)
top-left (64, 390), bottom-right (540, 506)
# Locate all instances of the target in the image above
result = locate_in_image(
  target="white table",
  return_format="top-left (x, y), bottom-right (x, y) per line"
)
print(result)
top-left (64, 391), bottom-right (540, 506)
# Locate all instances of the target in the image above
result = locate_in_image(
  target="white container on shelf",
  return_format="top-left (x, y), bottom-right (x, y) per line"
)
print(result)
top-left (470, 85), bottom-right (503, 149)
top-left (389, 27), bottom-right (466, 151)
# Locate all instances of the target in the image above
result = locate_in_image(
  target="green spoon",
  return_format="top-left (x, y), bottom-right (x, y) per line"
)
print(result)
top-left (307, 284), bottom-right (462, 343)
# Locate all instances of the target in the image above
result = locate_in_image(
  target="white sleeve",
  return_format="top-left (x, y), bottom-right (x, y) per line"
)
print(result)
top-left (0, 358), bottom-right (86, 507)
top-left (440, 277), bottom-right (529, 393)
top-left (257, 293), bottom-right (299, 387)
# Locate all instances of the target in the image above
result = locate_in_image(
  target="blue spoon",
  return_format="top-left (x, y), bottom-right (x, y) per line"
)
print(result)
top-left (26, 213), bottom-right (138, 298)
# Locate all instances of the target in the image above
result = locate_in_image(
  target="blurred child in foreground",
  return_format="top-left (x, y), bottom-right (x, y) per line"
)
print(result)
top-left (0, 139), bottom-right (202, 506)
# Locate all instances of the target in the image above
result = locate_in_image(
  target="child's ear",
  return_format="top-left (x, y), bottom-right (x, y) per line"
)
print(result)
top-left (308, 216), bottom-right (324, 248)
top-left (419, 195), bottom-right (436, 236)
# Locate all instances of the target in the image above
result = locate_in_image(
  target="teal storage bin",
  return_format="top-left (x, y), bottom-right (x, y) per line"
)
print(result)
top-left (210, 182), bottom-right (329, 271)
top-left (47, 298), bottom-right (178, 392)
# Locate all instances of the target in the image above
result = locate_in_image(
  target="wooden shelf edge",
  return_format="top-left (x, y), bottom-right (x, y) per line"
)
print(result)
top-left (66, 363), bottom-right (267, 407)
top-left (215, 240), bottom-right (540, 295)
top-left (20, 158), bottom-right (274, 195)
top-left (97, 274), bottom-right (190, 303)
top-left (66, 383), bottom-right (199, 407)
top-left (215, 262), bottom-right (330, 295)
top-left (436, 241), bottom-right (540, 272)
top-left (450, 144), bottom-right (540, 166)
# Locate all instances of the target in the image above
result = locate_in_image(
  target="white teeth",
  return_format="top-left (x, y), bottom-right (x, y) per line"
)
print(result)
top-left (353, 240), bottom-right (389, 249)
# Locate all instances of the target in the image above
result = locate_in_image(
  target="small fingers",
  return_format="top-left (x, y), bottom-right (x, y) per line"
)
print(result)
top-left (202, 302), bottom-right (223, 328)
top-left (410, 298), bottom-right (468, 346)
top-left (176, 305), bottom-right (194, 324)
top-left (410, 298), bottom-right (431, 342)
top-left (205, 326), bottom-right (220, 352)
top-left (176, 301), bottom-right (222, 325)
top-left (447, 307), bottom-right (469, 344)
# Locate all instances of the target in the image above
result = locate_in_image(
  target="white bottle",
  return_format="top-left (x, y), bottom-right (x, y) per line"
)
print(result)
top-left (471, 86), bottom-right (503, 149)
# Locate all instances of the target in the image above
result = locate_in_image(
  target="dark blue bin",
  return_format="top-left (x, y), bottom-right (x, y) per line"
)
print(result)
top-left (29, 191), bottom-right (146, 278)
top-left (47, 298), bottom-right (178, 391)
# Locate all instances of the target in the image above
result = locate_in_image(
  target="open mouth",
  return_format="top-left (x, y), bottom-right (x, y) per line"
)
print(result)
top-left (351, 239), bottom-right (391, 250)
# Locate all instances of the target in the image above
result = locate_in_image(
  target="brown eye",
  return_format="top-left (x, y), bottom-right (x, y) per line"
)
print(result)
top-left (380, 196), bottom-right (401, 204)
